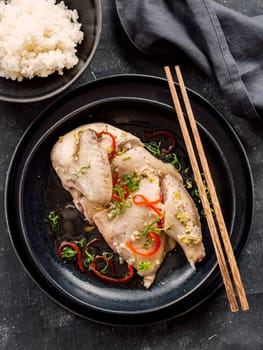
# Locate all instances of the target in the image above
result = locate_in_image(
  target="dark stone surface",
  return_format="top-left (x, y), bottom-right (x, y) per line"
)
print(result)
top-left (0, 1), bottom-right (262, 349)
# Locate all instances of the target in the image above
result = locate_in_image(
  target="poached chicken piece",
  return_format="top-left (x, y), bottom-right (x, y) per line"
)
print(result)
top-left (93, 176), bottom-right (174, 288)
top-left (112, 146), bottom-right (183, 182)
top-left (51, 123), bottom-right (142, 222)
top-left (51, 128), bottom-right (113, 223)
top-left (51, 123), bottom-right (206, 288)
top-left (161, 175), bottom-right (205, 267)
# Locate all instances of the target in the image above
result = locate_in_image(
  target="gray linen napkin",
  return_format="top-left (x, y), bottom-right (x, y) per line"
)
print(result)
top-left (116, 0), bottom-right (263, 120)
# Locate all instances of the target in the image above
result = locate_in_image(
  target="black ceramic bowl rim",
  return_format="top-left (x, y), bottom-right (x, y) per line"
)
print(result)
top-left (0, 0), bottom-right (102, 103)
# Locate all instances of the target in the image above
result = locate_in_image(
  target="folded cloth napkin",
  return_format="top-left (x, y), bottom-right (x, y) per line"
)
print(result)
top-left (116, 0), bottom-right (263, 120)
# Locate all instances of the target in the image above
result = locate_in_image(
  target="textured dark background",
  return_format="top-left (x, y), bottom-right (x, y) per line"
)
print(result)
top-left (0, 1), bottom-right (262, 349)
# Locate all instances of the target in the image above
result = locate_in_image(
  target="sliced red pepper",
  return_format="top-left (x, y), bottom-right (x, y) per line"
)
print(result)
top-left (157, 216), bottom-right (165, 228)
top-left (132, 194), bottom-right (163, 216)
top-left (91, 254), bottom-right (115, 273)
top-left (90, 257), bottom-right (134, 283)
top-left (97, 131), bottom-right (116, 161)
top-left (132, 194), bottom-right (164, 228)
top-left (125, 232), bottom-right (161, 257)
top-left (132, 193), bottom-right (162, 206)
top-left (58, 241), bottom-right (85, 272)
top-left (112, 172), bottom-right (119, 186)
top-left (112, 185), bottom-right (130, 202)
top-left (112, 193), bottom-right (122, 202)
top-left (122, 185), bottom-right (130, 198)
top-left (149, 194), bottom-right (163, 205)
top-left (144, 130), bottom-right (175, 154)
top-left (86, 237), bottom-right (102, 247)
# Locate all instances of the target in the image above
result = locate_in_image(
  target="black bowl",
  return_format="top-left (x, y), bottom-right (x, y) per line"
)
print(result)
top-left (0, 0), bottom-right (101, 103)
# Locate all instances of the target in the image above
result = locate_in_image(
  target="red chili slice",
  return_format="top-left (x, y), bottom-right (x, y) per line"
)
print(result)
top-left (125, 232), bottom-right (161, 257)
top-left (58, 241), bottom-right (85, 272)
top-left (112, 185), bottom-right (130, 202)
top-left (97, 131), bottom-right (116, 161)
top-left (132, 193), bottom-right (162, 206)
top-left (144, 130), bottom-right (175, 154)
top-left (86, 237), bottom-right (102, 247)
top-left (112, 172), bottom-right (119, 186)
top-left (132, 194), bottom-right (164, 218)
top-left (157, 216), bottom-right (165, 228)
top-left (91, 254), bottom-right (115, 273)
top-left (122, 185), bottom-right (130, 198)
top-left (90, 257), bottom-right (134, 283)
top-left (112, 193), bottom-right (122, 202)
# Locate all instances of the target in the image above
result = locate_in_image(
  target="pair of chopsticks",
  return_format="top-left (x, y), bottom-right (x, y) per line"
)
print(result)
top-left (164, 66), bottom-right (249, 312)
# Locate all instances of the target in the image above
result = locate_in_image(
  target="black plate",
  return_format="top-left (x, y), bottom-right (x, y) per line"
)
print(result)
top-left (5, 74), bottom-right (253, 325)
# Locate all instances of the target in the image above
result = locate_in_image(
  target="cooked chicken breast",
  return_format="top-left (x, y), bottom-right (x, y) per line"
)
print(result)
top-left (84, 122), bottom-right (143, 151)
top-left (93, 176), bottom-right (174, 288)
top-left (112, 146), bottom-right (183, 182)
top-left (161, 174), bottom-right (205, 267)
top-left (51, 123), bottom-right (205, 287)
top-left (51, 128), bottom-right (112, 222)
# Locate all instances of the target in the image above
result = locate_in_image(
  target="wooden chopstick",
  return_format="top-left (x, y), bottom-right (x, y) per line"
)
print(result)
top-left (164, 66), bottom-right (249, 312)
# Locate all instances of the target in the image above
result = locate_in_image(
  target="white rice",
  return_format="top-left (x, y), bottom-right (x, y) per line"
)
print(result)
top-left (0, 0), bottom-right (84, 81)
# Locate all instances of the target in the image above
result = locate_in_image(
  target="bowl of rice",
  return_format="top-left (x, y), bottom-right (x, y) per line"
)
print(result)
top-left (0, 0), bottom-right (102, 103)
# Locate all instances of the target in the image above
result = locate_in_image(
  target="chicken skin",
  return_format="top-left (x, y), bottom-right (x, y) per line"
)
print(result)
top-left (161, 175), bottom-right (205, 267)
top-left (51, 123), bottom-right (205, 287)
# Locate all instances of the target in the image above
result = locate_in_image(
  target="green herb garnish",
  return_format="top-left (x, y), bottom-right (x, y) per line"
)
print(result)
top-left (190, 174), bottom-right (215, 217)
top-left (83, 249), bottom-right (95, 268)
top-left (144, 141), bottom-right (162, 156)
top-left (74, 237), bottom-right (87, 248)
top-left (71, 165), bottom-right (91, 178)
top-left (61, 246), bottom-right (77, 260)
top-left (138, 261), bottom-right (152, 272)
top-left (185, 179), bottom-right (193, 189)
top-left (122, 174), bottom-right (140, 192)
top-left (108, 189), bottom-right (132, 219)
top-left (165, 152), bottom-right (182, 171)
top-left (109, 175), bottom-right (140, 219)
top-left (103, 251), bottom-right (114, 260)
top-left (140, 217), bottom-right (161, 237)
top-left (47, 210), bottom-right (61, 237)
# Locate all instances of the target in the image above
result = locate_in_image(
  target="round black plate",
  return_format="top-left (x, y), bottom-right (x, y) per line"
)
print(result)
top-left (5, 74), bottom-right (253, 325)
